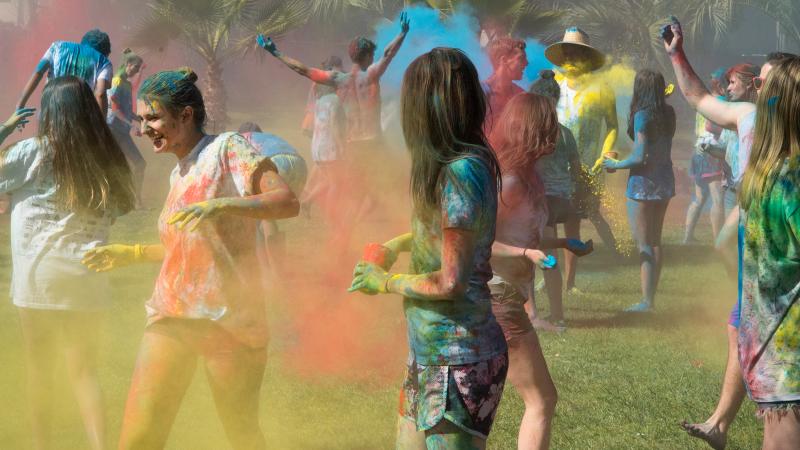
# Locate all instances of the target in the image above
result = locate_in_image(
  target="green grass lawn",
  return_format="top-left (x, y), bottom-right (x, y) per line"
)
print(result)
top-left (0, 112), bottom-right (761, 448)
top-left (0, 202), bottom-right (763, 449)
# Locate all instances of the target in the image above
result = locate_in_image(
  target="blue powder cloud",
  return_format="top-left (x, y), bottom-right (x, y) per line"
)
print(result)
top-left (372, 5), bottom-right (551, 94)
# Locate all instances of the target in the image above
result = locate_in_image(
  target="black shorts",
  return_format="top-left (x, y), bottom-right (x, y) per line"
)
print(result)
top-left (546, 195), bottom-right (578, 226)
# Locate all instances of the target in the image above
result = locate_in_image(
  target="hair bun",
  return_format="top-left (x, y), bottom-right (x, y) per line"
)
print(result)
top-left (122, 48), bottom-right (132, 54)
top-left (178, 67), bottom-right (198, 84)
top-left (539, 69), bottom-right (555, 79)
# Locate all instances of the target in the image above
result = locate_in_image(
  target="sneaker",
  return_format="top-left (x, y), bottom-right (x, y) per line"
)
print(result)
top-left (625, 300), bottom-right (653, 312)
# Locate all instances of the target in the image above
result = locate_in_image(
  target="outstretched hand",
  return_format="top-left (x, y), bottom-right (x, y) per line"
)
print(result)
top-left (167, 199), bottom-right (228, 232)
top-left (82, 244), bottom-right (142, 272)
top-left (399, 11), bottom-right (410, 34)
top-left (256, 34), bottom-right (280, 57)
top-left (349, 261), bottom-right (390, 295)
top-left (661, 16), bottom-right (683, 55)
top-left (601, 155), bottom-right (619, 170)
top-left (5, 107), bottom-right (36, 131)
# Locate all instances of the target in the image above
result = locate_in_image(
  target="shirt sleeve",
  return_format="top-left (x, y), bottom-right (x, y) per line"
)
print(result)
top-left (0, 139), bottom-right (39, 194)
top-left (441, 157), bottom-right (492, 231)
top-left (35, 43), bottom-right (55, 74)
top-left (97, 58), bottom-right (113, 82)
top-left (220, 133), bottom-right (277, 197)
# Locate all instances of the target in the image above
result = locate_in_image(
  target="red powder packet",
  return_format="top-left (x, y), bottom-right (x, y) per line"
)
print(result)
top-left (363, 243), bottom-right (391, 270)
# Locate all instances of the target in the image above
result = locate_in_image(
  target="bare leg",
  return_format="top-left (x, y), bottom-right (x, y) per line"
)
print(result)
top-left (563, 217), bottom-right (581, 291)
top-left (708, 179), bottom-right (725, 241)
top-left (684, 181), bottom-right (708, 243)
top-left (541, 226), bottom-right (564, 322)
top-left (763, 408), bottom-right (800, 450)
top-left (507, 330), bottom-right (557, 450)
top-left (18, 308), bottom-right (58, 450)
top-left (396, 415), bottom-right (426, 450)
top-left (588, 209), bottom-right (618, 255)
top-left (681, 325), bottom-right (745, 450)
top-left (716, 208), bottom-right (740, 279)
top-left (650, 200), bottom-right (669, 293)
top-left (118, 327), bottom-right (198, 450)
top-left (626, 199), bottom-right (655, 311)
top-left (205, 345), bottom-right (268, 450)
top-left (63, 312), bottom-right (107, 450)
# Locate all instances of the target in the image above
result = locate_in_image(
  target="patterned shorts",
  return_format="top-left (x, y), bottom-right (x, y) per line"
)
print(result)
top-left (399, 352), bottom-right (508, 439)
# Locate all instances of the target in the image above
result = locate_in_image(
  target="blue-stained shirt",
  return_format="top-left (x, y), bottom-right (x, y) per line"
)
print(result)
top-left (38, 41), bottom-right (112, 90)
top-left (405, 156), bottom-right (507, 366)
top-left (240, 132), bottom-right (298, 158)
top-left (626, 108), bottom-right (676, 201)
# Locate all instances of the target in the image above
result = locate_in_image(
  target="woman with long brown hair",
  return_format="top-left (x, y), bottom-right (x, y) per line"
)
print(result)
top-left (488, 92), bottom-right (592, 449)
top-left (603, 69), bottom-right (676, 312)
top-left (1, 76), bottom-right (135, 450)
top-left (349, 48), bottom-right (508, 449)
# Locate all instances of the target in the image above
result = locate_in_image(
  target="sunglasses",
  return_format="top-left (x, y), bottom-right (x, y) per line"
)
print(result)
top-left (753, 76), bottom-right (765, 90)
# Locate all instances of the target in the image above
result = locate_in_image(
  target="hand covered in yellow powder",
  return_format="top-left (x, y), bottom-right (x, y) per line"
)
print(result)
top-left (168, 199), bottom-right (228, 231)
top-left (82, 244), bottom-right (144, 272)
top-left (348, 261), bottom-right (391, 295)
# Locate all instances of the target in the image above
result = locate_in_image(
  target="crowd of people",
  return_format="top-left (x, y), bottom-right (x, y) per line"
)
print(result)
top-left (0, 12), bottom-right (798, 450)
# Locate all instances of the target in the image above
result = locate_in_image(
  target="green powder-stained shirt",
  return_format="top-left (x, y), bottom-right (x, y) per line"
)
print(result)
top-left (405, 156), bottom-right (507, 366)
top-left (740, 159), bottom-right (800, 402)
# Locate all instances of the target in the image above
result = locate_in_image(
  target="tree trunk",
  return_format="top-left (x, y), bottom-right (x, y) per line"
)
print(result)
top-left (204, 58), bottom-right (227, 133)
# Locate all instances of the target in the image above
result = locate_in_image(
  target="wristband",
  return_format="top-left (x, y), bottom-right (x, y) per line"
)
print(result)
top-left (133, 244), bottom-right (145, 261)
top-left (522, 248), bottom-right (529, 259)
top-left (382, 274), bottom-right (401, 294)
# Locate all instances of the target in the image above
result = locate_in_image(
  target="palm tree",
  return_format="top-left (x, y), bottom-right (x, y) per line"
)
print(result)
top-left (745, 0), bottom-right (800, 50)
top-left (131, 0), bottom-right (308, 131)
top-left (558, 0), bottom-right (737, 71)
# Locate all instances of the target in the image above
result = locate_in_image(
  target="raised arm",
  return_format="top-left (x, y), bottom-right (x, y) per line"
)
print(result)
top-left (257, 35), bottom-right (341, 86)
top-left (663, 18), bottom-right (754, 130)
top-left (369, 12), bottom-right (410, 80)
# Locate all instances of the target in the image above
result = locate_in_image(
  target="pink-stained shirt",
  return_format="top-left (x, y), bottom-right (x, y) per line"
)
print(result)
top-left (146, 132), bottom-right (276, 348)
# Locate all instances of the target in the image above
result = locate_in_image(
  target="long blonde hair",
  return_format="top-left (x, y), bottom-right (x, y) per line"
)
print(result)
top-left (740, 57), bottom-right (800, 211)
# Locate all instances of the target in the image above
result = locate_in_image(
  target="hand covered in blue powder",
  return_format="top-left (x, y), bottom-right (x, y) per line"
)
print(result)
top-left (4, 107), bottom-right (36, 131)
top-left (256, 35), bottom-right (280, 56)
top-left (167, 199), bottom-right (229, 232)
top-left (399, 11), bottom-right (410, 34)
top-left (661, 16), bottom-right (683, 55)
top-left (349, 261), bottom-right (391, 295)
top-left (566, 239), bottom-right (594, 257)
top-left (601, 157), bottom-right (619, 170)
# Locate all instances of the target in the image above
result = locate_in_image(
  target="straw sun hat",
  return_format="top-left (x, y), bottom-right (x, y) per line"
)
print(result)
top-left (545, 27), bottom-right (606, 71)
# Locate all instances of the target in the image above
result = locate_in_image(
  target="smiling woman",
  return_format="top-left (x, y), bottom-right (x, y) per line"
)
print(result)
top-left (82, 67), bottom-right (299, 449)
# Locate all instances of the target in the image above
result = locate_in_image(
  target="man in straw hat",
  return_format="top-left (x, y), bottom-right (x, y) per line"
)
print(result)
top-left (546, 27), bottom-right (621, 273)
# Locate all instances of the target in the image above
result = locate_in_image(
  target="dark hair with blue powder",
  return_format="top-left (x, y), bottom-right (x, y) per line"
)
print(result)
top-left (81, 29), bottom-right (111, 57)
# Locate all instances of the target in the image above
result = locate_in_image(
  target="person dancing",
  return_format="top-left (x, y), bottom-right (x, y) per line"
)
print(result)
top-left (82, 68), bottom-right (298, 449)
top-left (2, 77), bottom-right (134, 450)
top-left (349, 48), bottom-right (507, 449)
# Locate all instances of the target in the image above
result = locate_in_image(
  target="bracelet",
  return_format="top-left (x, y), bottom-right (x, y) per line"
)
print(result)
top-left (133, 244), bottom-right (144, 260)
top-left (522, 248), bottom-right (529, 259)
top-left (382, 274), bottom-right (400, 294)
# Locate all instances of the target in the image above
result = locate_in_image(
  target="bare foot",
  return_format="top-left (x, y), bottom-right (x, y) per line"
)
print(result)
top-left (680, 420), bottom-right (727, 450)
